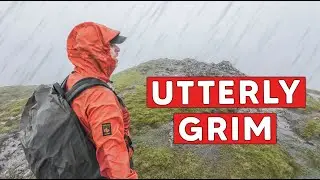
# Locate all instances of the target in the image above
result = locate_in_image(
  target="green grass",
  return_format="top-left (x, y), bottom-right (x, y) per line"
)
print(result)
top-left (0, 98), bottom-right (29, 134)
top-left (304, 148), bottom-right (320, 170)
top-left (305, 95), bottom-right (320, 113)
top-left (214, 144), bottom-right (300, 179)
top-left (111, 68), bottom-right (146, 92)
top-left (0, 124), bottom-right (19, 134)
top-left (0, 85), bottom-right (35, 104)
top-left (8, 98), bottom-right (28, 116)
top-left (133, 143), bottom-right (215, 179)
top-left (0, 85), bottom-right (31, 134)
top-left (132, 143), bottom-right (300, 179)
top-left (0, 98), bottom-right (28, 118)
top-left (293, 95), bottom-right (320, 114)
top-left (301, 118), bottom-right (320, 140)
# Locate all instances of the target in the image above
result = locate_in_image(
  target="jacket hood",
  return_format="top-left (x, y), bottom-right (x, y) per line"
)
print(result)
top-left (66, 22), bottom-right (120, 82)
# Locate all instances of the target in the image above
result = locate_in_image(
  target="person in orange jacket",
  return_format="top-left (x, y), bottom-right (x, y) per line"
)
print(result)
top-left (64, 21), bottom-right (138, 179)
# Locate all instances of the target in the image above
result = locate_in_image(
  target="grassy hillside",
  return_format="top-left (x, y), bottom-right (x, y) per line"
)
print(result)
top-left (0, 86), bottom-right (36, 134)
top-left (1, 60), bottom-right (320, 179)
top-left (110, 67), bottom-right (303, 179)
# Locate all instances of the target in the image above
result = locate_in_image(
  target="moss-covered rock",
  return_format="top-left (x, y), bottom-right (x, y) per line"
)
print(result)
top-left (305, 95), bottom-right (320, 113)
top-left (301, 118), bottom-right (320, 140)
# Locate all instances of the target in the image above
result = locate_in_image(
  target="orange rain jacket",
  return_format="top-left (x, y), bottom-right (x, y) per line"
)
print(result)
top-left (64, 22), bottom-right (138, 179)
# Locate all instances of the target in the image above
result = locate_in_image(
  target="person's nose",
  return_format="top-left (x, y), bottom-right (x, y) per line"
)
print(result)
top-left (114, 45), bottom-right (120, 53)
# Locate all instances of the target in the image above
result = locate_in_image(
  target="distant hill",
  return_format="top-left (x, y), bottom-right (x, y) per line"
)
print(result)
top-left (0, 58), bottom-right (319, 179)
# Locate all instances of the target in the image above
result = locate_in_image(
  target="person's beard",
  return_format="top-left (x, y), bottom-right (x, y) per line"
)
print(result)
top-left (109, 47), bottom-right (118, 66)
top-left (114, 58), bottom-right (118, 68)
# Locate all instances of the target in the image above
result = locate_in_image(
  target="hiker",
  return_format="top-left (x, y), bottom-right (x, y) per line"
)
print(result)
top-left (64, 22), bottom-right (138, 179)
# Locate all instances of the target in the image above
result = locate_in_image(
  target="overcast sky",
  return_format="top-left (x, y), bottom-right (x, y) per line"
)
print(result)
top-left (0, 1), bottom-right (319, 90)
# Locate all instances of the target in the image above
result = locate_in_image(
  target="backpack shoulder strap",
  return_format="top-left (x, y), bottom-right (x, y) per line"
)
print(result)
top-left (52, 75), bottom-right (70, 98)
top-left (64, 77), bottom-right (125, 107)
top-left (61, 75), bottom-right (70, 89)
top-left (65, 77), bottom-right (111, 104)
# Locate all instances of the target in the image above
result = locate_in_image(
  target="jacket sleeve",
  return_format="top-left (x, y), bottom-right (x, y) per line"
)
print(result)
top-left (85, 86), bottom-right (138, 179)
top-left (122, 106), bottom-right (131, 137)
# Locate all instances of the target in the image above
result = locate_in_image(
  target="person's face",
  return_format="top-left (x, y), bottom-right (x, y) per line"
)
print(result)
top-left (110, 44), bottom-right (120, 60)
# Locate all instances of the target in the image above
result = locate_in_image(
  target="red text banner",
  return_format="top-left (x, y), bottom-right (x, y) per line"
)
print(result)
top-left (173, 113), bottom-right (277, 144)
top-left (146, 76), bottom-right (306, 108)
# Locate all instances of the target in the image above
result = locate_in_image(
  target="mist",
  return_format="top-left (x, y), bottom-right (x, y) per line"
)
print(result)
top-left (0, 1), bottom-right (319, 90)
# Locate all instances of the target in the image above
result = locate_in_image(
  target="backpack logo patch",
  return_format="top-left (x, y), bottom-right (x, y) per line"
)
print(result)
top-left (102, 123), bottom-right (112, 136)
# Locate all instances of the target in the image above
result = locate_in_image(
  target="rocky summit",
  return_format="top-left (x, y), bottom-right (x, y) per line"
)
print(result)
top-left (0, 58), bottom-right (319, 179)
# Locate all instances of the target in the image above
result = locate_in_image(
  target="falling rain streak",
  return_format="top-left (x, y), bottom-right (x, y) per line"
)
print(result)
top-left (207, 2), bottom-right (234, 43)
top-left (309, 39), bottom-right (320, 63)
top-left (256, 21), bottom-right (280, 54)
top-left (215, 6), bottom-right (243, 54)
top-left (27, 46), bottom-right (54, 82)
top-left (0, 2), bottom-right (319, 90)
top-left (233, 4), bottom-right (264, 50)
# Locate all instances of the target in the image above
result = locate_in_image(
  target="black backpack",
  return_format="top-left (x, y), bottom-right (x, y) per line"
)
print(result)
top-left (19, 76), bottom-right (125, 179)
